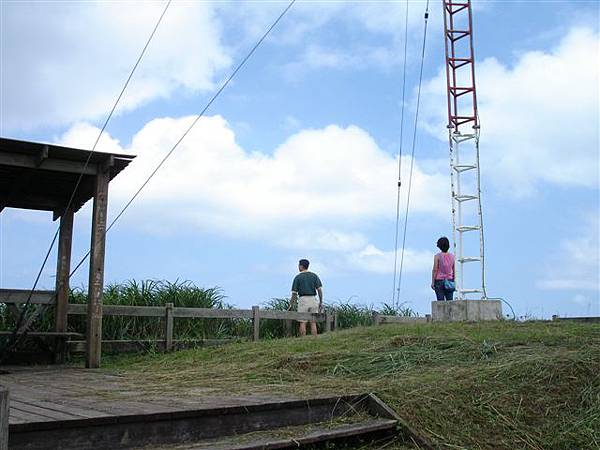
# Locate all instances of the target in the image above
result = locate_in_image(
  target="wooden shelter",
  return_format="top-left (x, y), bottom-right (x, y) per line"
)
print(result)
top-left (0, 137), bottom-right (135, 368)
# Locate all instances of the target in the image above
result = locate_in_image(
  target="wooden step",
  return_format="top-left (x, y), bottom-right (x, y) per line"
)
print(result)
top-left (8, 393), bottom-right (431, 450)
top-left (155, 418), bottom-right (399, 449)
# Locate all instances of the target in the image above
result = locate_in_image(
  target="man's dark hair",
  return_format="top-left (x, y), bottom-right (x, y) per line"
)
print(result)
top-left (437, 237), bottom-right (450, 253)
top-left (299, 259), bottom-right (310, 269)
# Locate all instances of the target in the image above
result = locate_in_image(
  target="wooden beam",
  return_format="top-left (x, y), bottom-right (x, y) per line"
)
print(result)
top-left (174, 307), bottom-right (253, 319)
top-left (0, 151), bottom-right (97, 175)
top-left (54, 207), bottom-right (74, 363)
top-left (0, 331), bottom-right (83, 337)
top-left (35, 145), bottom-right (49, 167)
top-left (0, 289), bottom-right (54, 305)
top-left (69, 304), bottom-right (164, 317)
top-left (0, 194), bottom-right (69, 212)
top-left (259, 310), bottom-right (326, 321)
top-left (86, 168), bottom-right (109, 369)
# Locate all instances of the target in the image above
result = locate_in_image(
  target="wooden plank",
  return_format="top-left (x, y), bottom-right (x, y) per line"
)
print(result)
top-left (325, 312), bottom-right (332, 332)
top-left (9, 398), bottom-right (109, 420)
top-left (0, 289), bottom-right (54, 305)
top-left (230, 418), bottom-right (399, 450)
top-left (7, 407), bottom-right (53, 423)
top-left (0, 332), bottom-right (82, 337)
top-left (86, 168), bottom-right (109, 369)
top-left (10, 400), bottom-right (85, 421)
top-left (0, 386), bottom-right (7, 450)
top-left (173, 307), bottom-right (253, 319)
top-left (252, 306), bottom-right (260, 342)
top-left (259, 310), bottom-right (326, 321)
top-left (165, 303), bottom-right (174, 351)
top-left (68, 304), bottom-right (164, 317)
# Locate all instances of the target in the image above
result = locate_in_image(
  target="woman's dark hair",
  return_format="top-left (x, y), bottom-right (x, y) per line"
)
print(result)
top-left (299, 259), bottom-right (310, 269)
top-left (437, 237), bottom-right (450, 253)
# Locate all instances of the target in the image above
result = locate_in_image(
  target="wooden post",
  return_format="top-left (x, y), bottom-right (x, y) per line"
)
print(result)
top-left (165, 303), bottom-right (174, 351)
top-left (284, 319), bottom-right (293, 337)
top-left (325, 312), bottom-right (331, 332)
top-left (0, 385), bottom-right (8, 450)
top-left (54, 206), bottom-right (74, 363)
top-left (86, 168), bottom-right (109, 368)
top-left (372, 312), bottom-right (381, 326)
top-left (426, 314), bottom-right (432, 323)
top-left (333, 312), bottom-right (338, 331)
top-left (252, 306), bottom-right (260, 342)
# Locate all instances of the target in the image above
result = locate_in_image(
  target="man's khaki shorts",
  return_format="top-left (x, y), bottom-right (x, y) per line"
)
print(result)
top-left (298, 295), bottom-right (319, 322)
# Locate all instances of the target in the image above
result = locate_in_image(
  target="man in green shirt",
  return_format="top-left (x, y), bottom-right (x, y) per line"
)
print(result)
top-left (291, 259), bottom-right (323, 336)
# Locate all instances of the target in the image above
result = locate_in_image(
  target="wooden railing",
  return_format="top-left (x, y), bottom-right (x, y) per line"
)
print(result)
top-left (67, 303), bottom-right (336, 349)
top-left (0, 290), bottom-right (337, 350)
top-left (2, 289), bottom-right (441, 351)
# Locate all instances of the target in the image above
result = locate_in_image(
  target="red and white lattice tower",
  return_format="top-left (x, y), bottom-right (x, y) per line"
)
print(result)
top-left (442, 0), bottom-right (487, 300)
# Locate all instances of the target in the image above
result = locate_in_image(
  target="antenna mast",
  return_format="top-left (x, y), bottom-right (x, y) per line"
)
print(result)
top-left (442, 0), bottom-right (487, 300)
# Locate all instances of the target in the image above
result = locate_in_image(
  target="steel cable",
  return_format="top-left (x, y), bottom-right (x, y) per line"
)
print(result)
top-left (396, 0), bottom-right (430, 303)
top-left (391, 0), bottom-right (410, 309)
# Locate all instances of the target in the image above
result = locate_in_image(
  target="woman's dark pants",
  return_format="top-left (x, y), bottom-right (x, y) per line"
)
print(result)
top-left (434, 280), bottom-right (454, 301)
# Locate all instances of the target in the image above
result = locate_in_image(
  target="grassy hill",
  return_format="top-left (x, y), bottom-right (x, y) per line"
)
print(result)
top-left (105, 321), bottom-right (600, 449)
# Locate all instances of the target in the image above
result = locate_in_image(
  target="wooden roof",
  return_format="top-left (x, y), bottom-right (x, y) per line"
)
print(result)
top-left (0, 137), bottom-right (135, 218)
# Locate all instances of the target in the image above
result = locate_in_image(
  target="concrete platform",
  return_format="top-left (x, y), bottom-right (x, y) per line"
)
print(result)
top-left (431, 300), bottom-right (502, 322)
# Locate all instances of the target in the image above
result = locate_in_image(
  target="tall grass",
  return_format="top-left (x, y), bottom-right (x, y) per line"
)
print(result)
top-left (0, 280), bottom-right (419, 343)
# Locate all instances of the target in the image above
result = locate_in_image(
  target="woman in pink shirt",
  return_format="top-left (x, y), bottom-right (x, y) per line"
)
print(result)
top-left (431, 237), bottom-right (455, 301)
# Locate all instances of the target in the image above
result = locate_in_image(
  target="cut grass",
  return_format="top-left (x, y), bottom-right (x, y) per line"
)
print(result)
top-left (104, 321), bottom-right (600, 450)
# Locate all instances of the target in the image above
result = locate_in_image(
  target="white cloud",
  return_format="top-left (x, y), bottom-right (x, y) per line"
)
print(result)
top-left (538, 214), bottom-right (600, 293)
top-left (58, 115), bottom-right (446, 273)
top-left (58, 122), bottom-right (125, 155)
top-left (350, 244), bottom-right (433, 275)
top-left (420, 27), bottom-right (600, 195)
top-left (277, 230), bottom-right (368, 253)
top-left (280, 2), bottom-right (441, 74)
top-left (1, 2), bottom-right (231, 130)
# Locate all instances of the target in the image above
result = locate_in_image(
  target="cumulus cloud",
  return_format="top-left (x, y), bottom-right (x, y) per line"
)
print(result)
top-left (420, 27), bottom-right (600, 195)
top-left (538, 214), bottom-right (600, 292)
top-left (350, 245), bottom-right (432, 275)
top-left (1, 2), bottom-right (231, 130)
top-left (1, 1), bottom-right (440, 132)
top-left (59, 116), bottom-right (446, 272)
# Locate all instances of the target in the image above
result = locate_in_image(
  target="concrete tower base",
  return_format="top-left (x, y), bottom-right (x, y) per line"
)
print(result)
top-left (431, 300), bottom-right (502, 322)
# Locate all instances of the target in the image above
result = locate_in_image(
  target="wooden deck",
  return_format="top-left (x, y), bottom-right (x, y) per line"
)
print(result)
top-left (0, 367), bottom-right (430, 450)
top-left (0, 365), bottom-right (302, 426)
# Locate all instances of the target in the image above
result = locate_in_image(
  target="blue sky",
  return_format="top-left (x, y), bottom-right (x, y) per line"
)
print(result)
top-left (1, 1), bottom-right (599, 318)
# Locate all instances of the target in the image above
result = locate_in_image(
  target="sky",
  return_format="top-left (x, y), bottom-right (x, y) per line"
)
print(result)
top-left (1, 0), bottom-right (599, 319)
